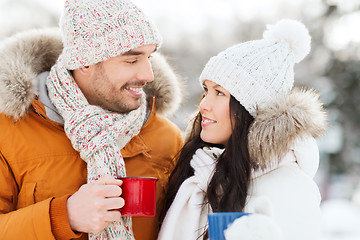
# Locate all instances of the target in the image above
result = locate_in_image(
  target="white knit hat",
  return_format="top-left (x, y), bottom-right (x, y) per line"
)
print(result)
top-left (60, 0), bottom-right (162, 70)
top-left (199, 19), bottom-right (311, 117)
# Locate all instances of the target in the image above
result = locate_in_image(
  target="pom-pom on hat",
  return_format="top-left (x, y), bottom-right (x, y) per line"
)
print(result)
top-left (199, 19), bottom-right (311, 117)
top-left (60, 0), bottom-right (162, 70)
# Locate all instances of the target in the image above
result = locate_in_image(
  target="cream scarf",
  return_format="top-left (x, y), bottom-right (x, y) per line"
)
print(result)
top-left (158, 147), bottom-right (223, 240)
top-left (47, 55), bottom-right (147, 240)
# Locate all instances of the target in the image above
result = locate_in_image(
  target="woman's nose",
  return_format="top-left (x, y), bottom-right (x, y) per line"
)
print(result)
top-left (199, 95), bottom-right (210, 112)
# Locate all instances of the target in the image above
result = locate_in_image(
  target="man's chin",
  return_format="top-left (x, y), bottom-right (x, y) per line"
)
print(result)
top-left (115, 102), bottom-right (142, 114)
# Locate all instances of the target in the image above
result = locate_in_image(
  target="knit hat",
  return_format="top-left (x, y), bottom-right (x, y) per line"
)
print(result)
top-left (60, 0), bottom-right (162, 70)
top-left (199, 19), bottom-right (311, 117)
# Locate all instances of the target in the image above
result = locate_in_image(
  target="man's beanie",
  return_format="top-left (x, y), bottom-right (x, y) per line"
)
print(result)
top-left (199, 19), bottom-right (311, 117)
top-left (60, 0), bottom-right (162, 70)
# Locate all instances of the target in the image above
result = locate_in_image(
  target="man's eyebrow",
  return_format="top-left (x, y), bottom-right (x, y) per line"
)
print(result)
top-left (122, 50), bottom-right (144, 56)
top-left (122, 47), bottom-right (158, 56)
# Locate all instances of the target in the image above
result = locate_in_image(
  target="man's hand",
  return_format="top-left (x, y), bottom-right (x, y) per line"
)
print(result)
top-left (67, 175), bottom-right (124, 233)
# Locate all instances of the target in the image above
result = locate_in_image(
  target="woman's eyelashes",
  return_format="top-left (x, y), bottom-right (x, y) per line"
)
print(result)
top-left (203, 86), bottom-right (208, 95)
top-left (203, 87), bottom-right (225, 96)
top-left (216, 90), bottom-right (225, 96)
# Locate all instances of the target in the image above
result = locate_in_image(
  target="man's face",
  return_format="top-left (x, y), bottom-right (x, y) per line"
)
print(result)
top-left (74, 44), bottom-right (156, 113)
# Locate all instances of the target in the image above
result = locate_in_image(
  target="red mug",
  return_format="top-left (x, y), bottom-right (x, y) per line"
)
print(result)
top-left (119, 177), bottom-right (158, 217)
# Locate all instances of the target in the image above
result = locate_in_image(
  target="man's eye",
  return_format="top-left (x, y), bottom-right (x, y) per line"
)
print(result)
top-left (127, 59), bottom-right (138, 64)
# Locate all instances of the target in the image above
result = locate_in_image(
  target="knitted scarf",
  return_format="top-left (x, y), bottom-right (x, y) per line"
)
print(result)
top-left (46, 55), bottom-right (147, 240)
top-left (158, 147), bottom-right (223, 240)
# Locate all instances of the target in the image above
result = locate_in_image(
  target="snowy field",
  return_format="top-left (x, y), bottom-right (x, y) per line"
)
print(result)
top-left (320, 199), bottom-right (360, 240)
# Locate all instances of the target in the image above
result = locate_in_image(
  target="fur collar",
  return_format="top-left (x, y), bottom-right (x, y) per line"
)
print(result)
top-left (185, 88), bottom-right (327, 169)
top-left (248, 87), bottom-right (327, 169)
top-left (0, 28), bottom-right (182, 120)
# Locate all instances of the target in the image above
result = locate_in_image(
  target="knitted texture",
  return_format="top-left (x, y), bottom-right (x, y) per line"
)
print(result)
top-left (60, 0), bottom-right (162, 70)
top-left (46, 54), bottom-right (147, 240)
top-left (199, 19), bottom-right (311, 117)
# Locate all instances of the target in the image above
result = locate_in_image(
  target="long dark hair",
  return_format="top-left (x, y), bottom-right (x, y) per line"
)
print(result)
top-left (160, 96), bottom-right (254, 228)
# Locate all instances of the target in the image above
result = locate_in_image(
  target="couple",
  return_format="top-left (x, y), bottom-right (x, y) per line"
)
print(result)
top-left (0, 0), bottom-right (326, 240)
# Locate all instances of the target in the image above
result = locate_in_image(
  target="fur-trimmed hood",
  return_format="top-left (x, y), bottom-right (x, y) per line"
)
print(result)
top-left (248, 87), bottom-right (327, 169)
top-left (0, 28), bottom-right (182, 120)
top-left (185, 87), bottom-right (327, 170)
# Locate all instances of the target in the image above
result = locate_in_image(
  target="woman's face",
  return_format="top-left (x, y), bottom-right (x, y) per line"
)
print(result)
top-left (199, 80), bottom-right (233, 146)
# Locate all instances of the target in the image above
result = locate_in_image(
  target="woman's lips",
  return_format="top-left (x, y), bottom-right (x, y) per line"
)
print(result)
top-left (201, 116), bottom-right (216, 127)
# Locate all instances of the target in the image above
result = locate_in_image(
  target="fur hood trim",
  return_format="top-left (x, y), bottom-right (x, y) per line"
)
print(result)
top-left (144, 52), bottom-right (182, 116)
top-left (248, 87), bottom-right (327, 169)
top-left (0, 28), bottom-right (182, 120)
top-left (0, 28), bottom-right (62, 120)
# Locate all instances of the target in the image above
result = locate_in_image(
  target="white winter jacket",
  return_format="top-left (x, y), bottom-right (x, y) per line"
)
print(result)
top-left (159, 88), bottom-right (327, 240)
top-left (234, 136), bottom-right (322, 240)
top-left (226, 88), bottom-right (327, 240)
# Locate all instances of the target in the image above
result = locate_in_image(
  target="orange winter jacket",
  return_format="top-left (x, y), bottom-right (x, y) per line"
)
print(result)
top-left (0, 29), bottom-right (183, 240)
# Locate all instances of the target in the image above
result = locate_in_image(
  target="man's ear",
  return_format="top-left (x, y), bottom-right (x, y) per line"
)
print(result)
top-left (78, 65), bottom-right (91, 74)
top-left (73, 65), bottom-right (94, 83)
top-left (74, 65), bottom-right (94, 78)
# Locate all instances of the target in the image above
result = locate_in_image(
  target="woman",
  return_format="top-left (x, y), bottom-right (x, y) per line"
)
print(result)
top-left (158, 19), bottom-right (327, 240)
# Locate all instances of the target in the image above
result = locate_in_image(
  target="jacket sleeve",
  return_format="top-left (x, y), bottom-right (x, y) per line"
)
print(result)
top-left (50, 195), bottom-right (84, 240)
top-left (0, 199), bottom-right (55, 239)
top-left (0, 152), bottom-right (54, 239)
top-left (224, 214), bottom-right (284, 240)
top-left (0, 152), bottom-right (81, 240)
top-left (244, 163), bottom-right (322, 240)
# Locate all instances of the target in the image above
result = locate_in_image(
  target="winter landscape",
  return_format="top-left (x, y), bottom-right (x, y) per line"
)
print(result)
top-left (1, 0), bottom-right (360, 238)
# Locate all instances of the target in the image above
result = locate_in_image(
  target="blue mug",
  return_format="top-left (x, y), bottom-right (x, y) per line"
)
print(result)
top-left (208, 212), bottom-right (250, 240)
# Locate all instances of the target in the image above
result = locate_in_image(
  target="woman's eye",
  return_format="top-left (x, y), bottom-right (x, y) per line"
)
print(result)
top-left (216, 90), bottom-right (224, 96)
top-left (203, 87), bottom-right (208, 94)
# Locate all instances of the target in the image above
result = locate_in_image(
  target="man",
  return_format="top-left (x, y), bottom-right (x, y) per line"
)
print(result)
top-left (0, 0), bottom-right (183, 239)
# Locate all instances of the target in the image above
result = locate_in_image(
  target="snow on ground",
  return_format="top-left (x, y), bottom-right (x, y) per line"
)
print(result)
top-left (320, 198), bottom-right (360, 240)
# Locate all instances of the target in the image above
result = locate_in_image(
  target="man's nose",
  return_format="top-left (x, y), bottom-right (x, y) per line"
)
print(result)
top-left (137, 59), bottom-right (154, 83)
